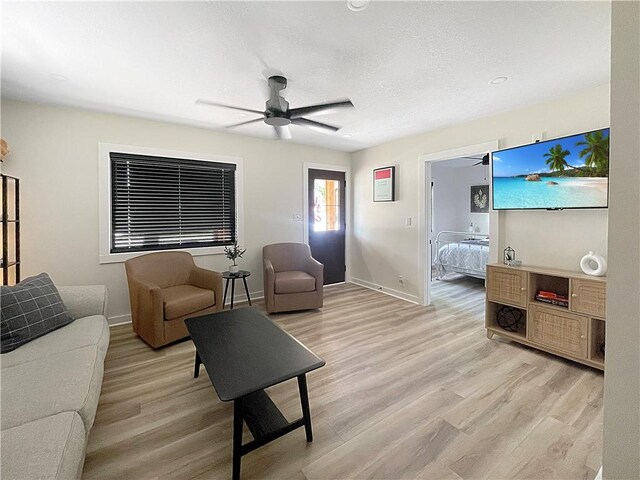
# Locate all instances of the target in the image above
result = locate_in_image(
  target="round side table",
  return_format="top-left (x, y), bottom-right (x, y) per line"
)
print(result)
top-left (222, 270), bottom-right (251, 309)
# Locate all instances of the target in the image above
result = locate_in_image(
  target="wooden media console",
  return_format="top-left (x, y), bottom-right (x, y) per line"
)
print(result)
top-left (485, 263), bottom-right (606, 370)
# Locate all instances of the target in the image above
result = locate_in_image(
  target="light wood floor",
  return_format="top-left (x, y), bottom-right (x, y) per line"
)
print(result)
top-left (84, 278), bottom-right (603, 480)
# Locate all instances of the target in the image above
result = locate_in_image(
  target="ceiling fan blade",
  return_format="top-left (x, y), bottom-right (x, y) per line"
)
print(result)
top-left (471, 154), bottom-right (491, 166)
top-left (273, 125), bottom-right (292, 140)
top-left (289, 99), bottom-right (354, 118)
top-left (291, 117), bottom-right (340, 133)
top-left (224, 118), bottom-right (264, 129)
top-left (196, 99), bottom-right (264, 115)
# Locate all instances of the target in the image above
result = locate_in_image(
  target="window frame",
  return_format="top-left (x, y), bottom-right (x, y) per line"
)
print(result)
top-left (98, 143), bottom-right (244, 264)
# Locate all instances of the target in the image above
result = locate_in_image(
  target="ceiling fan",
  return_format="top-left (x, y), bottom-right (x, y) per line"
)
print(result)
top-left (197, 75), bottom-right (354, 140)
top-left (461, 153), bottom-right (491, 166)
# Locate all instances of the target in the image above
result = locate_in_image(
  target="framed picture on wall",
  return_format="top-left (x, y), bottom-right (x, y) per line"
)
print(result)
top-left (373, 166), bottom-right (395, 202)
top-left (471, 185), bottom-right (489, 213)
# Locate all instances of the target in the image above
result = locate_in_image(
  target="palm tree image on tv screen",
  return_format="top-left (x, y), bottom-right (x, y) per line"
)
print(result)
top-left (492, 128), bottom-right (609, 210)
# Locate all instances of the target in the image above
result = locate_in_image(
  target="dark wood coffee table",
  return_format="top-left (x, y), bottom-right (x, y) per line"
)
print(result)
top-left (185, 308), bottom-right (325, 480)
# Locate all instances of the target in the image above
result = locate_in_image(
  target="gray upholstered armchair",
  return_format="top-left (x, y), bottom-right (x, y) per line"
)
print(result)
top-left (262, 243), bottom-right (324, 314)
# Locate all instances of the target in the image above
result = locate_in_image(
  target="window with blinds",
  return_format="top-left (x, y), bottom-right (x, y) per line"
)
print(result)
top-left (110, 152), bottom-right (236, 254)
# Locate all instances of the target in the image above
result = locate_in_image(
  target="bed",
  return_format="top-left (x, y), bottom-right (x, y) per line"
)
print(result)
top-left (434, 231), bottom-right (490, 280)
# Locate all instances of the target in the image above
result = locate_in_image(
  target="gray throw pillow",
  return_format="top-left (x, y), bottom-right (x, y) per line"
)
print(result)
top-left (1, 273), bottom-right (74, 353)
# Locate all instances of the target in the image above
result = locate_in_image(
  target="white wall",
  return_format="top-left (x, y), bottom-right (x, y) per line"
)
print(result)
top-left (431, 162), bottom-right (490, 237)
top-left (431, 163), bottom-right (464, 236)
top-left (0, 99), bottom-right (350, 323)
top-left (603, 1), bottom-right (640, 478)
top-left (351, 84), bottom-right (610, 301)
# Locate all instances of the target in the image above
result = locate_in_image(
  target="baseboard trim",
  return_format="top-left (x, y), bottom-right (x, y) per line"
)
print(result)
top-left (108, 314), bottom-right (132, 326)
top-left (107, 290), bottom-right (266, 327)
top-left (226, 290), bottom-right (264, 307)
top-left (350, 277), bottom-right (420, 305)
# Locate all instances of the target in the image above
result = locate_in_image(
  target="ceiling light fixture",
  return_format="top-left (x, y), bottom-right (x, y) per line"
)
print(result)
top-left (347, 0), bottom-right (370, 12)
top-left (49, 73), bottom-right (67, 82)
top-left (489, 76), bottom-right (508, 85)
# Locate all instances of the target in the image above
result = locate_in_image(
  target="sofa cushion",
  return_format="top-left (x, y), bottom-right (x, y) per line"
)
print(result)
top-left (1, 346), bottom-right (104, 431)
top-left (275, 271), bottom-right (316, 294)
top-left (1, 273), bottom-right (74, 353)
top-left (0, 412), bottom-right (86, 480)
top-left (58, 285), bottom-right (108, 319)
top-left (1, 315), bottom-right (109, 369)
top-left (162, 285), bottom-right (215, 320)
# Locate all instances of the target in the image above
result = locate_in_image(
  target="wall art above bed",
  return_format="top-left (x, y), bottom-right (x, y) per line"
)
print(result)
top-left (470, 185), bottom-right (489, 213)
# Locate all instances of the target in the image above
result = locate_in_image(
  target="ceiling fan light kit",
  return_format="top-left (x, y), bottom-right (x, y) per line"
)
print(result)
top-left (347, 0), bottom-right (371, 12)
top-left (489, 76), bottom-right (508, 85)
top-left (197, 75), bottom-right (354, 141)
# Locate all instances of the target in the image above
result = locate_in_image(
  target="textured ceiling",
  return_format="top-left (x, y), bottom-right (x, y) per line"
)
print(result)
top-left (1, 1), bottom-right (611, 152)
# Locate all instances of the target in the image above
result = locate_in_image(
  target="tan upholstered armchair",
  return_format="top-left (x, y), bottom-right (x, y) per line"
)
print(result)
top-left (125, 252), bottom-right (223, 348)
top-left (263, 243), bottom-right (323, 314)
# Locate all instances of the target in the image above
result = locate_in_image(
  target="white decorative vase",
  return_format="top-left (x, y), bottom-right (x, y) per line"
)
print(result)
top-left (580, 251), bottom-right (607, 277)
top-left (229, 265), bottom-right (239, 274)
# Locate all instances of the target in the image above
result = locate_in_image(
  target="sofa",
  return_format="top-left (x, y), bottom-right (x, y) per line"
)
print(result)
top-left (0, 285), bottom-right (110, 480)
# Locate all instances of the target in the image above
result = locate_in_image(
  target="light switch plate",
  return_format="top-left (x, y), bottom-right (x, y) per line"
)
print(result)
top-left (293, 213), bottom-right (303, 222)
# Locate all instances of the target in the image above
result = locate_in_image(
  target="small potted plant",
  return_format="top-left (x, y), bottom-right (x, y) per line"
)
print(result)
top-left (224, 242), bottom-right (246, 274)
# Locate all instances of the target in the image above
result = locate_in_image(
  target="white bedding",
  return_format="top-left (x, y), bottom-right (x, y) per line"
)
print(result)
top-left (437, 241), bottom-right (489, 278)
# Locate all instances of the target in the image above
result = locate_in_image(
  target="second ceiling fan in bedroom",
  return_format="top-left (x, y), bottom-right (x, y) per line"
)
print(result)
top-left (197, 75), bottom-right (354, 140)
top-left (460, 154), bottom-right (490, 166)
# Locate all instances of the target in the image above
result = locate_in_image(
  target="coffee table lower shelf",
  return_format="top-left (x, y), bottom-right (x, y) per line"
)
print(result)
top-left (231, 375), bottom-right (313, 480)
top-left (238, 389), bottom-right (307, 454)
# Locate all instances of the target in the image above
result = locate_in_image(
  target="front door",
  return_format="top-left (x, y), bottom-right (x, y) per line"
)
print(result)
top-left (308, 169), bottom-right (346, 285)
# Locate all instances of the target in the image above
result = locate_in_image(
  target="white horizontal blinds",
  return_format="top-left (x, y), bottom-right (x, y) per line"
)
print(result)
top-left (110, 152), bottom-right (236, 253)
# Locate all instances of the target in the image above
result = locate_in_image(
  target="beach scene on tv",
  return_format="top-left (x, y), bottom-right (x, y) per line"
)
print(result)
top-left (492, 128), bottom-right (609, 210)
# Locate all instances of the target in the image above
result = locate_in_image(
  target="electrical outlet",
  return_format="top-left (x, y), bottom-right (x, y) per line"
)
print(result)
top-left (398, 275), bottom-right (405, 287)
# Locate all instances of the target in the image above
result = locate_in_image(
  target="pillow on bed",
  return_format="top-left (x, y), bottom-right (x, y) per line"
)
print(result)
top-left (0, 273), bottom-right (74, 353)
top-left (460, 239), bottom-right (489, 246)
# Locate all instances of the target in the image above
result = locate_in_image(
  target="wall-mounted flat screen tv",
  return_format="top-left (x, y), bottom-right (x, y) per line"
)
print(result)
top-left (492, 128), bottom-right (609, 210)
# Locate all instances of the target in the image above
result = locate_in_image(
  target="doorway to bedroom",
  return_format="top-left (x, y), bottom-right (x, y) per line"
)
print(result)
top-left (427, 155), bottom-right (491, 303)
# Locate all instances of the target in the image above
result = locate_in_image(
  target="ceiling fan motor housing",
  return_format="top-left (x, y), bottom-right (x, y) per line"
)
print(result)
top-left (268, 75), bottom-right (287, 90)
top-left (265, 75), bottom-right (291, 124)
